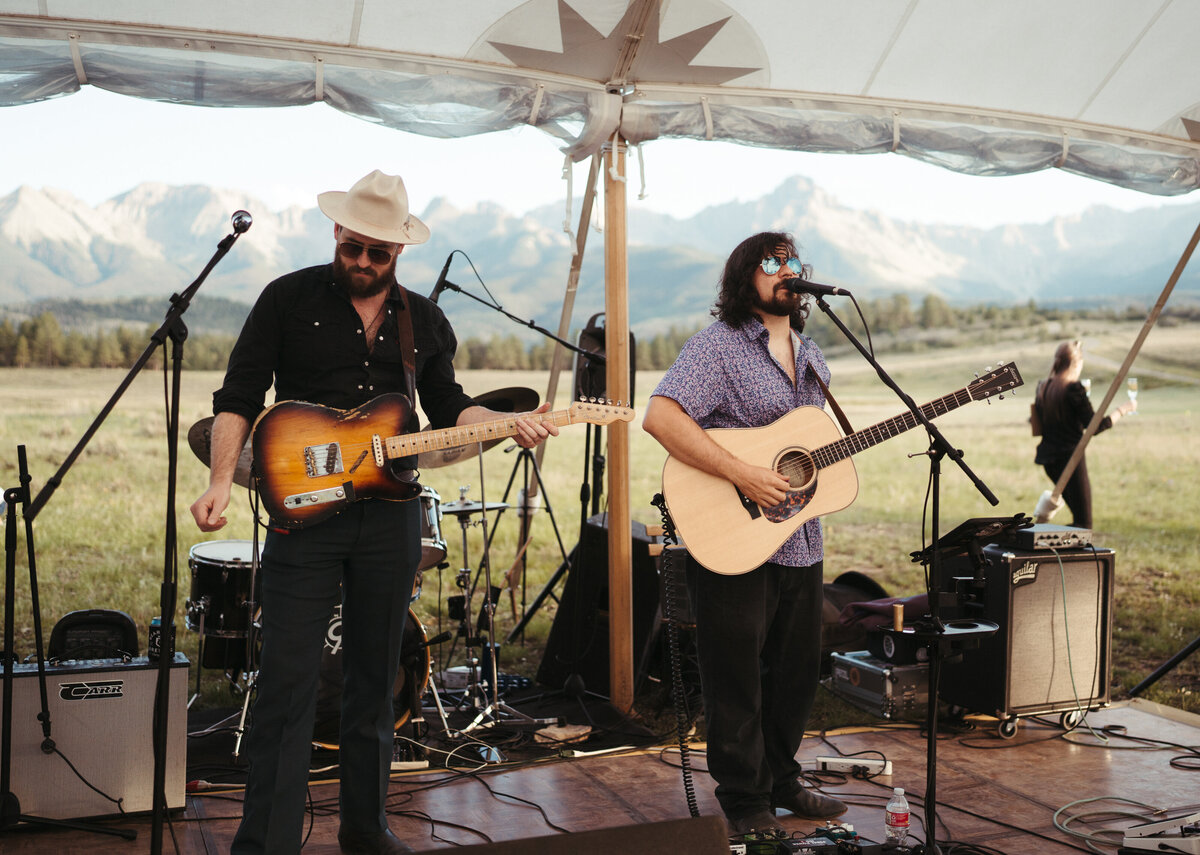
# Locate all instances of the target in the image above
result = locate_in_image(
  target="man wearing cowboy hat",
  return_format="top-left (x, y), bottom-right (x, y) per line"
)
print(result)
top-left (192, 170), bottom-right (557, 854)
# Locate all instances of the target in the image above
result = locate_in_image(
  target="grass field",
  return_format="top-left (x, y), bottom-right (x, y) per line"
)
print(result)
top-left (2, 316), bottom-right (1197, 723)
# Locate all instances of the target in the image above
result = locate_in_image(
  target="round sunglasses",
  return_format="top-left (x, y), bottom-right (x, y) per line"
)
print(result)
top-left (760, 256), bottom-right (804, 276)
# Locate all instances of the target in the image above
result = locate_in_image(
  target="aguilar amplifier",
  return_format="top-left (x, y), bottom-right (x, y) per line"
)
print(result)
top-left (5, 653), bottom-right (189, 819)
top-left (940, 544), bottom-right (1114, 719)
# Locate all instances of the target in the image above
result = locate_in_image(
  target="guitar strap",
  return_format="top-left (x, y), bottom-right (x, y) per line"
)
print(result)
top-left (807, 363), bottom-right (854, 435)
top-left (393, 286), bottom-right (418, 408)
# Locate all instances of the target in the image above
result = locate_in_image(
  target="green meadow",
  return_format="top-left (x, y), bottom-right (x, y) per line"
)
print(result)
top-left (2, 317), bottom-right (1197, 721)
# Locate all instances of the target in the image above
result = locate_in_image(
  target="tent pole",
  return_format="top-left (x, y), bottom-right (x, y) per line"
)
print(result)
top-left (537, 154), bottom-right (602, 471)
top-left (603, 135), bottom-right (635, 712)
top-left (1036, 217), bottom-right (1200, 522)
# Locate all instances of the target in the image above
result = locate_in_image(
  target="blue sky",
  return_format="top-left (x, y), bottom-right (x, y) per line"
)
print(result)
top-left (4, 86), bottom-right (1195, 228)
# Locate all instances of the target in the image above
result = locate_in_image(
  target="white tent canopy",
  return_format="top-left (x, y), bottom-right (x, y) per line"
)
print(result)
top-left (3, 0), bottom-right (1199, 193)
top-left (5, 0), bottom-right (1200, 709)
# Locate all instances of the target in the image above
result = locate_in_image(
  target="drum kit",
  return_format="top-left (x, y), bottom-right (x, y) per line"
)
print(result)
top-left (183, 387), bottom-right (559, 755)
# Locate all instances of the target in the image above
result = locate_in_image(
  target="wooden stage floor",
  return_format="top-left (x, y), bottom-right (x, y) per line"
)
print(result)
top-left (4, 697), bottom-right (1199, 854)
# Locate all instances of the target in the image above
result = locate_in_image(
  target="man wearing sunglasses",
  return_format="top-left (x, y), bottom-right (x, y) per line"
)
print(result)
top-left (191, 170), bottom-right (556, 855)
top-left (643, 232), bottom-right (846, 837)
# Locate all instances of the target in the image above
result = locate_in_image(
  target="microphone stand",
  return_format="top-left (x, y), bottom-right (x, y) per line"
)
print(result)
top-left (5, 212), bottom-right (251, 853)
top-left (810, 294), bottom-right (999, 855)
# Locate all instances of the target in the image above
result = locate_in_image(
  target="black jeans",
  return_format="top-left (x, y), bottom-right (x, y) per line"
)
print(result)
top-left (232, 499), bottom-right (421, 855)
top-left (688, 557), bottom-right (824, 818)
top-left (1043, 455), bottom-right (1093, 529)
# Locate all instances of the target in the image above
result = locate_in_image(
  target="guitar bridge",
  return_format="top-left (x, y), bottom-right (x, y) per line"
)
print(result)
top-left (736, 489), bottom-right (762, 520)
top-left (303, 443), bottom-right (344, 478)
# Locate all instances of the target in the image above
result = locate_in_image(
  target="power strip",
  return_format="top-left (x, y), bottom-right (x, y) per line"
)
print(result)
top-left (390, 759), bottom-right (429, 771)
top-left (814, 755), bottom-right (892, 776)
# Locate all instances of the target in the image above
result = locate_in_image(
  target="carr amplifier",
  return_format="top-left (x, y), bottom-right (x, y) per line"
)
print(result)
top-left (826, 650), bottom-right (928, 723)
top-left (7, 653), bottom-right (189, 819)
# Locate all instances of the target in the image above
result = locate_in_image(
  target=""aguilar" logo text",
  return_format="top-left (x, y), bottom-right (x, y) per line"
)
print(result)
top-left (1011, 560), bottom-right (1039, 587)
top-left (59, 680), bottom-right (124, 701)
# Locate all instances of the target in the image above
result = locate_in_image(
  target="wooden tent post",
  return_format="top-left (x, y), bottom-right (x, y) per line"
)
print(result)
top-left (603, 135), bottom-right (634, 711)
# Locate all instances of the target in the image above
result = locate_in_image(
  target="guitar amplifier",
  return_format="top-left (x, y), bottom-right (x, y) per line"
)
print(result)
top-left (6, 654), bottom-right (189, 819)
top-left (940, 544), bottom-right (1114, 719)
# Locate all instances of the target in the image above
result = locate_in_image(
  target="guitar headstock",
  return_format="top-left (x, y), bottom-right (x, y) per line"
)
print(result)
top-left (968, 362), bottom-right (1024, 401)
top-left (569, 398), bottom-right (636, 425)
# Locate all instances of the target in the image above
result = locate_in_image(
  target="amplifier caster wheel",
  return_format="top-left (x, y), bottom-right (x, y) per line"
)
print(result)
top-left (997, 717), bottom-right (1019, 739)
top-left (1060, 709), bottom-right (1084, 731)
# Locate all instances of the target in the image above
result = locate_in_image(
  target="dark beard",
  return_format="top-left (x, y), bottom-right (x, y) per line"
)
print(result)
top-left (332, 254), bottom-right (397, 299)
top-left (751, 286), bottom-right (799, 318)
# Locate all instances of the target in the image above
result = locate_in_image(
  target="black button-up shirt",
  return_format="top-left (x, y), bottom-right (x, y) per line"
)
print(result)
top-left (213, 263), bottom-right (474, 433)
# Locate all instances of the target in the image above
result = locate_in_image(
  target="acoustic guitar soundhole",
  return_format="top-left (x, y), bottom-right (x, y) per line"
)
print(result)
top-left (777, 449), bottom-right (816, 490)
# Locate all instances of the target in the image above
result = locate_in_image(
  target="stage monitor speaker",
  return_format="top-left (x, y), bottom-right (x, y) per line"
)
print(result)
top-left (7, 653), bottom-right (189, 819)
top-left (442, 815), bottom-right (729, 854)
top-left (535, 513), bottom-right (660, 696)
top-left (940, 544), bottom-right (1114, 718)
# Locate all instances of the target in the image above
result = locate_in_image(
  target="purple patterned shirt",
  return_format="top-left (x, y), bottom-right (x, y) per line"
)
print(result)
top-left (652, 318), bottom-right (831, 567)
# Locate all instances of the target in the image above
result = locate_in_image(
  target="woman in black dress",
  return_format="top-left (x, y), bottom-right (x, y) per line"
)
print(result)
top-left (1034, 340), bottom-right (1136, 528)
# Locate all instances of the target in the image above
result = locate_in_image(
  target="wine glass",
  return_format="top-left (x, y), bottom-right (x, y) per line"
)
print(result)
top-left (1127, 377), bottom-right (1138, 412)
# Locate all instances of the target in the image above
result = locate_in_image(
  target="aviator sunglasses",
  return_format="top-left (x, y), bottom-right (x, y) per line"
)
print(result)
top-left (337, 241), bottom-right (396, 265)
top-left (760, 256), bottom-right (804, 276)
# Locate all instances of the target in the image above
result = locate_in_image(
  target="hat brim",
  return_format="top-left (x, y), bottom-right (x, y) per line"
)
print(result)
top-left (318, 191), bottom-right (430, 245)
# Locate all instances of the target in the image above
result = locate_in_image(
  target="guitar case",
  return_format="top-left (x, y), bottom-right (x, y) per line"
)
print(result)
top-left (820, 571), bottom-right (890, 675)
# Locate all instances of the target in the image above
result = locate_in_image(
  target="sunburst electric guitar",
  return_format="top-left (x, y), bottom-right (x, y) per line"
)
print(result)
top-left (661, 363), bottom-right (1023, 575)
top-left (253, 394), bottom-right (634, 529)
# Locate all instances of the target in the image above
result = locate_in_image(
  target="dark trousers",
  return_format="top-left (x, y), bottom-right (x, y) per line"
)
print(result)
top-left (231, 499), bottom-right (421, 855)
top-left (1043, 455), bottom-right (1093, 529)
top-left (689, 558), bottom-right (824, 818)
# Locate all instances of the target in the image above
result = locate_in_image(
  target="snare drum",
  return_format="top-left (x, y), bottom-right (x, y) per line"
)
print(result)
top-left (186, 540), bottom-right (259, 638)
top-left (417, 486), bottom-right (446, 571)
top-left (313, 605), bottom-right (431, 747)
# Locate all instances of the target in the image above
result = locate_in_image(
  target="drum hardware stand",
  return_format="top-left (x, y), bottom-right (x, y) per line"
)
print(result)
top-left (229, 536), bottom-right (263, 761)
top-left (2, 213), bottom-right (251, 852)
top-left (187, 601), bottom-right (211, 708)
top-left (476, 444), bottom-right (571, 644)
top-left (450, 456), bottom-right (560, 736)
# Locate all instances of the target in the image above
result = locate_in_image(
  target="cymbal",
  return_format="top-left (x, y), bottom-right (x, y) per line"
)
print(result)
top-left (187, 416), bottom-right (254, 489)
top-left (440, 500), bottom-right (509, 516)
top-left (416, 386), bottom-right (540, 469)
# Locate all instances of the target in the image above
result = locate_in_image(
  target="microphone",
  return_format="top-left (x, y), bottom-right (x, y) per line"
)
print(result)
top-left (429, 252), bottom-right (454, 303)
top-left (231, 210), bottom-right (253, 234)
top-left (782, 277), bottom-right (850, 297)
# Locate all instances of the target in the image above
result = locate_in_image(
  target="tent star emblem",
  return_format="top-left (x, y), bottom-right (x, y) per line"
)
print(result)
top-left (488, 0), bottom-right (761, 87)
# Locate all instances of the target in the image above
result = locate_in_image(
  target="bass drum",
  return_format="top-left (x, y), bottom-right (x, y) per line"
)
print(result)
top-left (313, 605), bottom-right (430, 748)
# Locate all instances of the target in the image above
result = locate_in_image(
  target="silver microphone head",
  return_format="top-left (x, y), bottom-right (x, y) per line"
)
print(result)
top-left (231, 210), bottom-right (253, 234)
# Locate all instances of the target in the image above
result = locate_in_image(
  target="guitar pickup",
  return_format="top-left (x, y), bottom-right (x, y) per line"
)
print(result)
top-left (282, 481), bottom-right (355, 510)
top-left (303, 443), bottom-right (344, 478)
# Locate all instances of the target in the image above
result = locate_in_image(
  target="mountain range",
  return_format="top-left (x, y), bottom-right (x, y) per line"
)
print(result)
top-left (2, 177), bottom-right (1198, 341)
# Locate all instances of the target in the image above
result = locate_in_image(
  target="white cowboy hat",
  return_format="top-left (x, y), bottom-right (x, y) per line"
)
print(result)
top-left (317, 170), bottom-right (430, 245)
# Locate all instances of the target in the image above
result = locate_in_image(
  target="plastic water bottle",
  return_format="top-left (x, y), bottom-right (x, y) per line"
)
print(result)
top-left (884, 787), bottom-right (910, 844)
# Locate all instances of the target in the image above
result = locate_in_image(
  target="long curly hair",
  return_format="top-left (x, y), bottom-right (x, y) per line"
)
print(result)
top-left (712, 231), bottom-right (812, 332)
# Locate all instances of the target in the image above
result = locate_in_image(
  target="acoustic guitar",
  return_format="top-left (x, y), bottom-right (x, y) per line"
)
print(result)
top-left (661, 363), bottom-right (1023, 575)
top-left (253, 393), bottom-right (634, 529)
